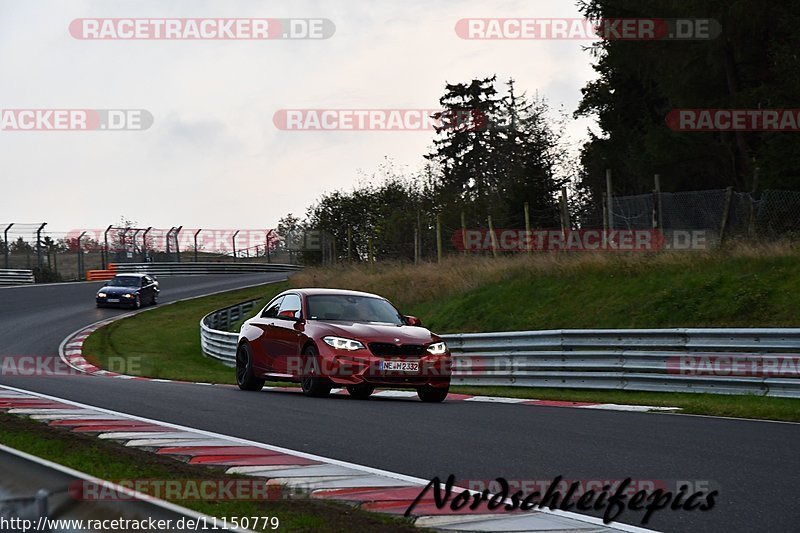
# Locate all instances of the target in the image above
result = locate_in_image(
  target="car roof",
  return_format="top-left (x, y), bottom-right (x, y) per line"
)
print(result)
top-left (114, 273), bottom-right (149, 278)
top-left (286, 288), bottom-right (385, 299)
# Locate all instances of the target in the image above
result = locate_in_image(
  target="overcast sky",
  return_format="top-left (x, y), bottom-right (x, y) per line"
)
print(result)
top-left (0, 0), bottom-right (597, 235)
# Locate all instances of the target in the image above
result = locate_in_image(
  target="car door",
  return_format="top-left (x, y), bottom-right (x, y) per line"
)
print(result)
top-left (250, 296), bottom-right (283, 372)
top-left (270, 294), bottom-right (304, 375)
top-left (140, 276), bottom-right (151, 302)
top-left (141, 276), bottom-right (154, 302)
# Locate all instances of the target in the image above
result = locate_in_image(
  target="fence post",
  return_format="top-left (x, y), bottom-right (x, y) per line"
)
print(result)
top-left (652, 174), bottom-right (662, 229)
top-left (602, 192), bottom-right (609, 248)
top-left (4, 223), bottom-right (12, 269)
top-left (194, 229), bottom-right (202, 262)
top-left (77, 231), bottom-right (86, 280)
top-left (719, 186), bottom-right (734, 243)
top-left (524, 202), bottom-right (531, 253)
top-left (606, 169), bottom-right (614, 230)
top-left (413, 227), bottom-right (419, 264)
top-left (347, 227), bottom-right (352, 263)
top-left (487, 215), bottom-right (498, 258)
top-left (436, 214), bottom-right (442, 263)
top-left (265, 229), bottom-right (273, 263)
top-left (232, 230), bottom-right (239, 262)
top-left (102, 225), bottom-right (112, 270)
top-left (559, 187), bottom-right (570, 238)
top-left (142, 227), bottom-right (151, 262)
top-left (174, 226), bottom-right (182, 262)
top-left (460, 212), bottom-right (467, 255)
top-left (36, 223), bottom-right (46, 269)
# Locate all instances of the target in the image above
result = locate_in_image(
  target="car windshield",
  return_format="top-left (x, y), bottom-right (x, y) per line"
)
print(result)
top-left (106, 276), bottom-right (140, 287)
top-left (307, 295), bottom-right (403, 325)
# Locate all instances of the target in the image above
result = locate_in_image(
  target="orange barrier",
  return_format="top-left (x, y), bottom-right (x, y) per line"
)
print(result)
top-left (86, 265), bottom-right (116, 281)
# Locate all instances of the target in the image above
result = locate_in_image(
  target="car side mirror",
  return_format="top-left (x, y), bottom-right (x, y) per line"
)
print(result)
top-left (404, 315), bottom-right (422, 327)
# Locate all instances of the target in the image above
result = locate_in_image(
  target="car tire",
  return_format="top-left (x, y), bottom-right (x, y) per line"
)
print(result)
top-left (300, 345), bottom-right (332, 398)
top-left (236, 343), bottom-right (265, 391)
top-left (152, 292), bottom-right (158, 305)
top-left (134, 295), bottom-right (141, 309)
top-left (417, 385), bottom-right (449, 403)
top-left (346, 385), bottom-right (375, 400)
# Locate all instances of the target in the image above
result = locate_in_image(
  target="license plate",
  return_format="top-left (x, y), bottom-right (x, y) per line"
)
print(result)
top-left (107, 298), bottom-right (120, 303)
top-left (380, 361), bottom-right (419, 372)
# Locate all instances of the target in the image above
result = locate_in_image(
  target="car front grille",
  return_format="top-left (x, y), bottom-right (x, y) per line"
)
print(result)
top-left (368, 343), bottom-right (426, 357)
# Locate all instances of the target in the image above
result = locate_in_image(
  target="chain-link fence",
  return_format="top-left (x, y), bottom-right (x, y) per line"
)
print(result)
top-left (0, 224), bottom-right (310, 282)
top-left (611, 188), bottom-right (800, 240)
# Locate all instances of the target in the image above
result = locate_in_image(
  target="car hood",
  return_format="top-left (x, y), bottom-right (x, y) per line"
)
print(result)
top-left (99, 286), bottom-right (138, 295)
top-left (319, 322), bottom-right (439, 344)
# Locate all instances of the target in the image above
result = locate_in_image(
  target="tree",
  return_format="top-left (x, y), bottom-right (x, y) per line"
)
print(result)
top-left (575, 0), bottom-right (800, 199)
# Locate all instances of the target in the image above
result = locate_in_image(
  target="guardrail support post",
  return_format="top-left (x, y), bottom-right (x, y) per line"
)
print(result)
top-left (35, 489), bottom-right (50, 533)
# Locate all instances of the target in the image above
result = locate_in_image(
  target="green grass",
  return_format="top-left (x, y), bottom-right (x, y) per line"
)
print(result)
top-left (397, 255), bottom-right (800, 333)
top-left (83, 282), bottom-right (289, 383)
top-left (290, 247), bottom-right (800, 332)
top-left (0, 413), bottom-right (418, 532)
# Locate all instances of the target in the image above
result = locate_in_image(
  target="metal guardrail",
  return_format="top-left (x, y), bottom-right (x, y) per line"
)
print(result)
top-left (201, 300), bottom-right (261, 365)
top-left (200, 303), bottom-right (800, 398)
top-left (0, 269), bottom-right (35, 286)
top-left (114, 262), bottom-right (301, 276)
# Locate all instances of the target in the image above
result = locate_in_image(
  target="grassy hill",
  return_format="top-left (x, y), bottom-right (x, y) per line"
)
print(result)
top-left (290, 244), bottom-right (800, 333)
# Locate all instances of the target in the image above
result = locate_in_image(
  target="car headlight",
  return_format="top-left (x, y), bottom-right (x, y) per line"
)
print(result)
top-left (427, 342), bottom-right (447, 355)
top-left (122, 293), bottom-right (135, 299)
top-left (97, 292), bottom-right (107, 298)
top-left (323, 336), bottom-right (365, 351)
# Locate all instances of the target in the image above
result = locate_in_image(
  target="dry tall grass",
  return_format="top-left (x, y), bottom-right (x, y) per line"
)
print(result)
top-left (290, 241), bottom-right (800, 309)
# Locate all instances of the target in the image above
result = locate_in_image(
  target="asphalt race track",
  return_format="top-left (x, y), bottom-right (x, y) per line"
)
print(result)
top-left (1, 276), bottom-right (798, 532)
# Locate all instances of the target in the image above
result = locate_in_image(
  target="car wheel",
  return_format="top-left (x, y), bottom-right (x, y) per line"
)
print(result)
top-left (346, 385), bottom-right (375, 400)
top-left (300, 345), bottom-right (331, 398)
top-left (152, 292), bottom-right (158, 305)
top-left (133, 295), bottom-right (141, 309)
top-left (236, 343), bottom-right (265, 391)
top-left (417, 384), bottom-right (449, 403)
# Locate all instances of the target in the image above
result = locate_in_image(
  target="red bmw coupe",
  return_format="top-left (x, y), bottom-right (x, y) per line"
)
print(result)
top-left (236, 288), bottom-right (451, 402)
